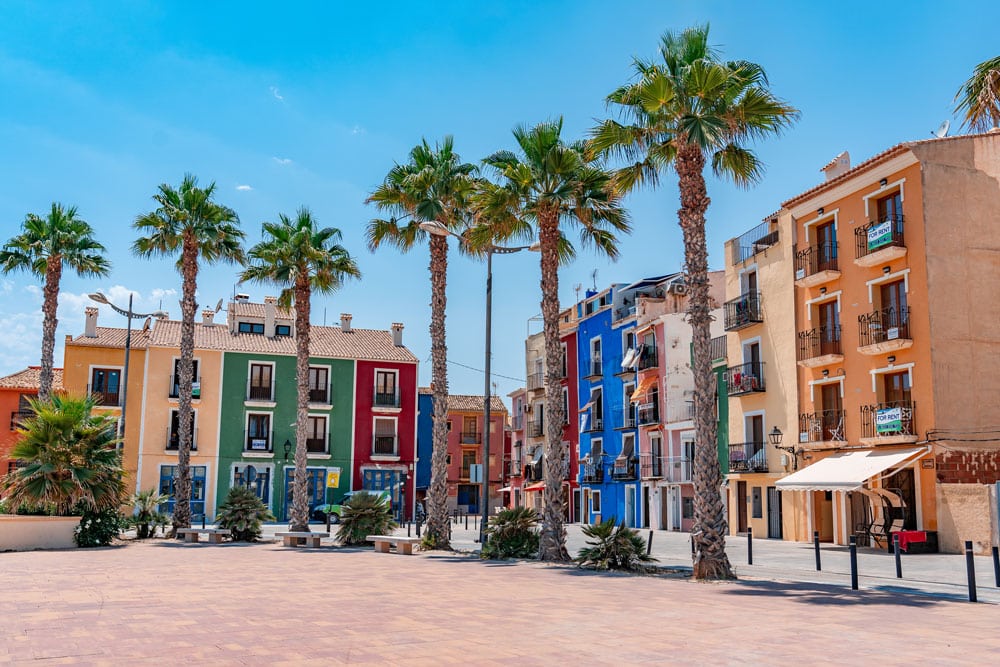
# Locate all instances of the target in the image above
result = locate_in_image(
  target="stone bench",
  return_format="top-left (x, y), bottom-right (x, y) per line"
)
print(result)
top-left (366, 535), bottom-right (421, 555)
top-left (275, 531), bottom-right (329, 548)
top-left (177, 528), bottom-right (230, 544)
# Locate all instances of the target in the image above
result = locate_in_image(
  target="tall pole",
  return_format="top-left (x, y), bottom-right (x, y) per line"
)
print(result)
top-left (480, 249), bottom-right (493, 546)
top-left (119, 293), bottom-right (134, 449)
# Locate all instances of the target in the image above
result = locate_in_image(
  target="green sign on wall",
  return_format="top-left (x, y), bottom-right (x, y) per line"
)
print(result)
top-left (867, 221), bottom-right (893, 251)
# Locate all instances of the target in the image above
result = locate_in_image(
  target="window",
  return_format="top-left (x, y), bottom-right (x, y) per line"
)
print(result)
top-left (560, 342), bottom-right (568, 378)
top-left (167, 409), bottom-right (197, 451)
top-left (591, 438), bottom-right (603, 461)
top-left (882, 371), bottom-right (912, 405)
top-left (170, 359), bottom-right (200, 398)
top-left (159, 465), bottom-right (206, 517)
top-left (751, 486), bottom-right (763, 519)
top-left (90, 368), bottom-right (121, 406)
top-left (462, 450), bottom-right (477, 479)
top-left (275, 324), bottom-right (291, 337)
top-left (877, 191), bottom-right (902, 222)
top-left (238, 322), bottom-right (265, 334)
top-left (562, 387), bottom-right (569, 425)
top-left (446, 420), bottom-right (453, 432)
top-left (374, 370), bottom-right (399, 408)
top-left (590, 387), bottom-right (603, 430)
top-left (246, 413), bottom-right (272, 451)
top-left (446, 454), bottom-right (452, 466)
top-left (682, 496), bottom-right (694, 520)
top-left (373, 418), bottom-right (397, 455)
top-left (248, 363), bottom-right (273, 401)
top-left (590, 338), bottom-right (602, 364)
top-left (306, 415), bottom-right (327, 453)
top-left (623, 330), bottom-right (636, 354)
top-left (308, 366), bottom-right (329, 403)
top-left (7, 460), bottom-right (26, 475)
top-left (591, 490), bottom-right (602, 514)
top-left (461, 416), bottom-right (479, 443)
top-left (620, 433), bottom-right (635, 459)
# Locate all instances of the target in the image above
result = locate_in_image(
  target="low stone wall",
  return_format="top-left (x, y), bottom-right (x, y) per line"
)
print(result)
top-left (935, 484), bottom-right (998, 554)
top-left (0, 515), bottom-right (81, 551)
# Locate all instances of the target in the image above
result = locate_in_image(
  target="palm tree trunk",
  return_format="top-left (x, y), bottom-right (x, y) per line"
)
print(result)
top-left (424, 233), bottom-right (451, 548)
top-left (537, 207), bottom-right (569, 562)
top-left (172, 232), bottom-right (198, 534)
top-left (290, 278), bottom-right (312, 532)
top-left (37, 256), bottom-right (62, 401)
top-left (676, 142), bottom-right (734, 580)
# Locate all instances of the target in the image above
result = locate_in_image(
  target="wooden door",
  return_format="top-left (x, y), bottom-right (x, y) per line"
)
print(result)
top-left (737, 481), bottom-right (748, 533)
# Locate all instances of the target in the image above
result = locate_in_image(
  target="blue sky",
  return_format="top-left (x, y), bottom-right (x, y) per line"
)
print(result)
top-left (1, 1), bottom-right (996, 401)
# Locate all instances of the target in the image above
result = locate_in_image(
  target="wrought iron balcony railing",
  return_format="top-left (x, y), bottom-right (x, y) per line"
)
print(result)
top-left (723, 291), bottom-right (763, 331)
top-left (799, 410), bottom-right (846, 443)
top-left (860, 401), bottom-right (916, 439)
top-left (244, 430), bottom-right (273, 452)
top-left (794, 242), bottom-right (839, 278)
top-left (855, 214), bottom-right (905, 260)
top-left (797, 326), bottom-right (842, 361)
top-left (726, 362), bottom-right (766, 396)
top-left (374, 391), bottom-right (401, 408)
top-left (581, 462), bottom-right (603, 483)
top-left (460, 429), bottom-right (481, 444)
top-left (169, 374), bottom-right (202, 399)
top-left (611, 457), bottom-right (638, 481)
top-left (858, 306), bottom-right (911, 348)
top-left (373, 435), bottom-right (398, 456)
top-left (729, 441), bottom-right (767, 472)
top-left (637, 402), bottom-right (659, 426)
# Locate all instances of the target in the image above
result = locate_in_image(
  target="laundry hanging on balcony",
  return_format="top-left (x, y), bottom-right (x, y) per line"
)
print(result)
top-left (620, 348), bottom-right (638, 369)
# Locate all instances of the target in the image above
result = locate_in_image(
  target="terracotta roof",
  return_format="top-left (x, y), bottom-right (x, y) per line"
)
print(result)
top-left (69, 327), bottom-right (151, 348)
top-left (0, 367), bottom-right (64, 391)
top-left (447, 394), bottom-right (507, 413)
top-left (781, 133), bottom-right (982, 209)
top-left (230, 300), bottom-right (293, 320)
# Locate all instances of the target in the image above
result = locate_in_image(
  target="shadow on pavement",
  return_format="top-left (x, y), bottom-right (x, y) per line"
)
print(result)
top-left (720, 578), bottom-right (943, 607)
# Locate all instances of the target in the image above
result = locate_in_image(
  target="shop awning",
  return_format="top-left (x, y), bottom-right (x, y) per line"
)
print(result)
top-left (775, 447), bottom-right (925, 492)
top-left (630, 376), bottom-right (658, 403)
top-left (524, 482), bottom-right (545, 492)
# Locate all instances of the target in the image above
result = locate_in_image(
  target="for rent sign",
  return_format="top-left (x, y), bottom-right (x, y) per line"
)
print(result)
top-left (867, 221), bottom-right (893, 251)
top-left (875, 407), bottom-right (902, 434)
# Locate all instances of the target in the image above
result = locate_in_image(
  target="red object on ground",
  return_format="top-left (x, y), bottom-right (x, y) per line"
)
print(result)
top-left (892, 530), bottom-right (927, 552)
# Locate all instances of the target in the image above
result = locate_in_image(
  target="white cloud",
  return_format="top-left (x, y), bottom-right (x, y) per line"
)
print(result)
top-left (236, 184), bottom-right (253, 191)
top-left (269, 86), bottom-right (284, 102)
top-left (272, 157), bottom-right (292, 165)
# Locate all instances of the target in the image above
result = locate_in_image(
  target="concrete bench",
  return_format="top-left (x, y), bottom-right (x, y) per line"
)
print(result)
top-left (177, 528), bottom-right (230, 544)
top-left (275, 531), bottom-right (329, 548)
top-left (366, 535), bottom-right (421, 555)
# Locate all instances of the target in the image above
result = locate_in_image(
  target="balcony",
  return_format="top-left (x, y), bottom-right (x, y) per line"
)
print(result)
top-left (860, 401), bottom-right (917, 444)
top-left (306, 436), bottom-right (328, 454)
top-left (611, 456), bottom-right (638, 481)
top-left (855, 215), bottom-right (906, 267)
top-left (246, 384), bottom-right (273, 402)
top-left (794, 243), bottom-right (840, 288)
top-left (529, 420), bottom-right (544, 438)
top-left (613, 354), bottom-right (636, 377)
top-left (166, 427), bottom-right (198, 451)
top-left (799, 410), bottom-right (846, 446)
top-left (666, 401), bottom-right (695, 423)
top-left (524, 459), bottom-right (544, 482)
top-left (372, 435), bottom-right (398, 456)
top-left (309, 387), bottom-right (330, 404)
top-left (796, 326), bottom-right (843, 367)
top-left (726, 362), bottom-right (766, 396)
top-left (581, 462), bottom-right (603, 483)
top-left (244, 430), bottom-right (273, 453)
top-left (583, 360), bottom-right (603, 379)
top-left (527, 372), bottom-right (544, 392)
top-left (9, 410), bottom-right (32, 431)
top-left (583, 414), bottom-right (604, 432)
top-left (639, 454), bottom-right (663, 479)
top-left (723, 292), bottom-right (763, 331)
top-left (87, 385), bottom-right (121, 407)
top-left (169, 375), bottom-right (202, 399)
top-left (710, 335), bottom-right (727, 363)
top-left (512, 415), bottom-right (524, 431)
top-left (663, 457), bottom-right (693, 483)
top-left (637, 402), bottom-right (659, 426)
top-left (460, 429), bottom-right (481, 444)
top-left (508, 460), bottom-right (523, 478)
top-left (613, 404), bottom-right (636, 429)
top-left (729, 442), bottom-right (767, 473)
top-left (731, 221), bottom-right (779, 265)
top-left (857, 306), bottom-right (912, 355)
top-left (374, 392), bottom-right (401, 409)
top-left (637, 345), bottom-right (658, 371)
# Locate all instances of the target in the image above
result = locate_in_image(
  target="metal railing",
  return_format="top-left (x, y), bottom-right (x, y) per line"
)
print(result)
top-left (373, 435), bottom-right (398, 456)
top-left (710, 335), bottom-right (727, 362)
top-left (855, 214), bottom-right (905, 259)
top-left (525, 460), bottom-right (544, 482)
top-left (584, 360), bottom-right (603, 378)
top-left (613, 404), bottom-right (636, 429)
top-left (87, 385), bottom-right (121, 407)
top-left (247, 384), bottom-right (273, 401)
top-left (374, 392), bottom-right (400, 408)
top-left (306, 436), bottom-right (328, 454)
top-left (527, 372), bottom-right (544, 391)
top-left (639, 453), bottom-right (663, 479)
top-left (529, 420), bottom-right (544, 438)
top-left (9, 410), bottom-right (32, 431)
top-left (732, 221), bottom-right (779, 264)
top-left (723, 291), bottom-right (763, 331)
top-left (583, 414), bottom-right (604, 432)
top-left (799, 410), bottom-right (846, 443)
top-left (797, 326), bottom-right (842, 361)
top-left (611, 457), bottom-right (638, 481)
top-left (512, 415), bottom-right (523, 431)
top-left (663, 456), bottom-right (693, 483)
top-left (460, 429), bottom-right (481, 444)
top-left (637, 345), bottom-right (658, 370)
top-left (860, 401), bottom-right (916, 439)
top-left (309, 387), bottom-right (330, 404)
top-left (726, 362), bottom-right (766, 395)
top-left (244, 430), bottom-right (273, 452)
top-left (581, 462), bottom-right (603, 483)
top-left (794, 242), bottom-right (839, 278)
top-left (166, 427), bottom-right (198, 451)
top-left (858, 307), bottom-right (911, 347)
top-left (169, 375), bottom-right (202, 399)
top-left (637, 402), bottom-right (659, 425)
top-left (508, 460), bottom-right (523, 478)
top-left (729, 442), bottom-right (767, 472)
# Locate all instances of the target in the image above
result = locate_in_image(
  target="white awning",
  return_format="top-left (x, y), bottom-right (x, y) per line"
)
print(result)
top-left (776, 447), bottom-right (925, 492)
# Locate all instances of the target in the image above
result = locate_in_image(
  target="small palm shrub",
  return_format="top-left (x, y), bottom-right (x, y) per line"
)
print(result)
top-left (481, 506), bottom-right (540, 560)
top-left (75, 506), bottom-right (126, 547)
top-left (131, 489), bottom-right (169, 539)
top-left (576, 518), bottom-right (656, 572)
top-left (338, 491), bottom-right (397, 546)
top-left (216, 486), bottom-right (275, 541)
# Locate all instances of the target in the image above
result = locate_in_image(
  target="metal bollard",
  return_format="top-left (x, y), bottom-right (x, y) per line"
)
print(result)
top-left (201, 514), bottom-right (206, 530)
top-left (465, 512), bottom-right (469, 530)
top-left (407, 521), bottom-right (412, 537)
top-left (849, 536), bottom-right (858, 590)
top-left (814, 530), bottom-right (821, 571)
top-left (690, 534), bottom-right (695, 555)
top-left (747, 526), bottom-right (753, 565)
top-left (992, 546), bottom-right (999, 588)
top-left (326, 512), bottom-right (331, 532)
top-left (893, 534), bottom-right (902, 579)
top-left (416, 518), bottom-right (422, 538)
top-left (647, 530), bottom-right (654, 557)
top-left (965, 540), bottom-right (978, 602)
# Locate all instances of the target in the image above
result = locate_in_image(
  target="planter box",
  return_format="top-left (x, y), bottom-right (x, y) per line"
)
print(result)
top-left (0, 515), bottom-right (81, 551)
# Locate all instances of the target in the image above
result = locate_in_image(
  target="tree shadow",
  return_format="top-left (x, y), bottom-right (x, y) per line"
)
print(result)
top-left (720, 578), bottom-right (946, 607)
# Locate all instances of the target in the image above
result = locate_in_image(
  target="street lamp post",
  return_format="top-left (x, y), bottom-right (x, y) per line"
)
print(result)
top-left (88, 292), bottom-right (167, 447)
top-left (418, 221), bottom-right (536, 545)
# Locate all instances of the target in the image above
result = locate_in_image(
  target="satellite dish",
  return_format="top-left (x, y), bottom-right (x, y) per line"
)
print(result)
top-left (141, 317), bottom-right (152, 332)
top-left (214, 298), bottom-right (224, 313)
top-left (933, 120), bottom-right (950, 138)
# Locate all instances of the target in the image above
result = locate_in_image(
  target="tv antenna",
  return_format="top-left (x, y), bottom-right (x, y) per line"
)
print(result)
top-left (590, 269), bottom-right (598, 291)
top-left (932, 120), bottom-right (950, 138)
top-left (573, 283), bottom-right (582, 302)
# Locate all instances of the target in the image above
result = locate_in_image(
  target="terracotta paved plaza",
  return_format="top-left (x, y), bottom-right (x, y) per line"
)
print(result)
top-left (2, 540), bottom-right (999, 665)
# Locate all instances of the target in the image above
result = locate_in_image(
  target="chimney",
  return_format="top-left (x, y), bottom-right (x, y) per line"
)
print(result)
top-left (391, 322), bottom-right (404, 347)
top-left (264, 296), bottom-right (277, 338)
top-left (84, 307), bottom-right (99, 338)
top-left (821, 151), bottom-right (851, 181)
top-left (340, 313), bottom-right (353, 333)
top-left (201, 309), bottom-right (215, 326)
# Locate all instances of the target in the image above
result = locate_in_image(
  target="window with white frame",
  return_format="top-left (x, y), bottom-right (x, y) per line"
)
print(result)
top-left (591, 489), bottom-right (602, 514)
top-left (373, 417), bottom-right (397, 455)
top-left (306, 415), bottom-right (328, 453)
top-left (246, 413), bottom-right (272, 451)
top-left (167, 408), bottom-right (197, 451)
top-left (308, 366), bottom-right (330, 403)
top-left (374, 370), bottom-right (399, 408)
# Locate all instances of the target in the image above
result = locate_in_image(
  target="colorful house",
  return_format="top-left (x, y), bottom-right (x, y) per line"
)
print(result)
top-left (0, 367), bottom-right (63, 475)
top-left (504, 387), bottom-right (527, 508)
top-left (442, 394), bottom-right (508, 514)
top-left (415, 387), bottom-right (433, 503)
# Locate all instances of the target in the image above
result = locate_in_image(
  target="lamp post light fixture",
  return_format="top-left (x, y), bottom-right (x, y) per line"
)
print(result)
top-left (418, 221), bottom-right (538, 545)
top-left (769, 427), bottom-right (783, 447)
top-left (87, 292), bottom-right (168, 448)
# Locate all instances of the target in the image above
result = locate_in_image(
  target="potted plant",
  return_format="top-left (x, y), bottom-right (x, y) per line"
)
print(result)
top-left (130, 489), bottom-right (169, 539)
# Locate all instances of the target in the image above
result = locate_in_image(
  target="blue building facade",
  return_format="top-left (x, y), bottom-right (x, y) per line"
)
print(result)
top-left (576, 285), bottom-right (642, 528)
top-left (415, 389), bottom-right (433, 496)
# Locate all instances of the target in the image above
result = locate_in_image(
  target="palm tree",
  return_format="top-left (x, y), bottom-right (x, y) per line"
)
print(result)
top-left (955, 55), bottom-right (1000, 132)
top-left (478, 119), bottom-right (629, 561)
top-left (0, 204), bottom-right (110, 400)
top-left (133, 174), bottom-right (244, 533)
top-left (241, 208), bottom-right (360, 532)
top-left (590, 25), bottom-right (798, 580)
top-left (366, 137), bottom-right (478, 549)
top-left (1, 395), bottom-right (127, 516)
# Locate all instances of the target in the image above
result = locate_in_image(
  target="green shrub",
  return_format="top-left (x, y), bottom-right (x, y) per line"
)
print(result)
top-left (74, 506), bottom-right (126, 547)
top-left (481, 506), bottom-right (539, 560)
top-left (130, 489), bottom-right (169, 539)
top-left (216, 486), bottom-right (274, 541)
top-left (575, 518), bottom-right (656, 572)
top-left (337, 491), bottom-right (397, 546)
